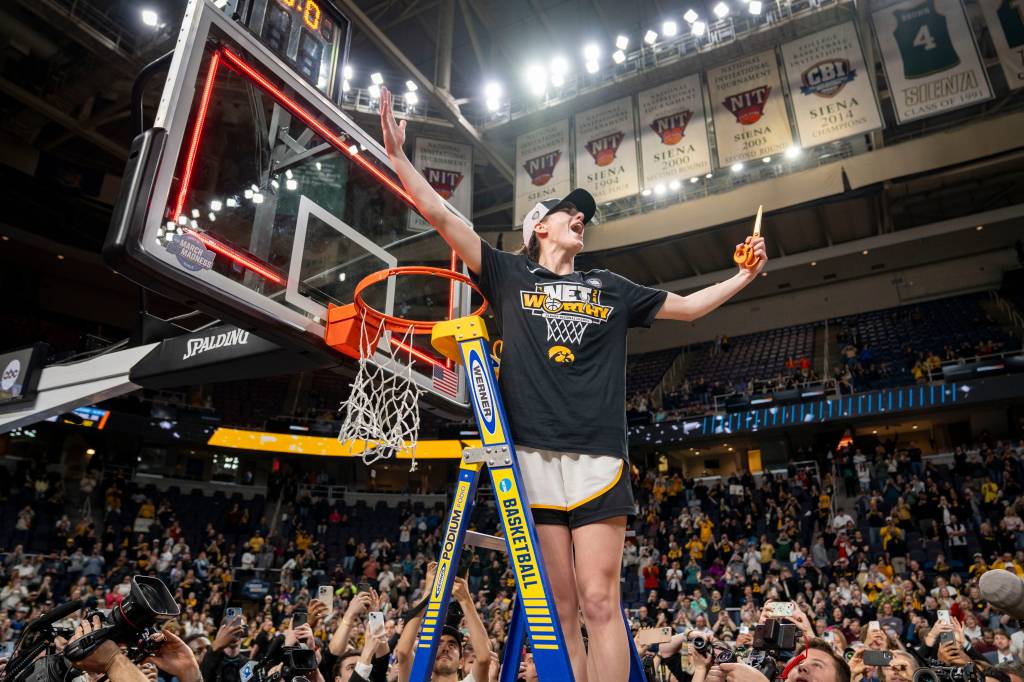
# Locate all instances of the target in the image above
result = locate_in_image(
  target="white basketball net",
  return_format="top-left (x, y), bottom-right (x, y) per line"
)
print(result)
top-left (544, 315), bottom-right (591, 345)
top-left (338, 310), bottom-right (424, 471)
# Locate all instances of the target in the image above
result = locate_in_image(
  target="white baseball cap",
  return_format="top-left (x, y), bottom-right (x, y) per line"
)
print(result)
top-left (521, 188), bottom-right (597, 245)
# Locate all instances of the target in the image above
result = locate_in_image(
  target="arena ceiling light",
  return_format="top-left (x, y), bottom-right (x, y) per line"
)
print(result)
top-left (644, 29), bottom-right (659, 44)
top-left (550, 56), bottom-right (569, 86)
top-left (141, 9), bottom-right (159, 26)
top-left (662, 20), bottom-right (678, 37)
top-left (641, 188), bottom-right (653, 196)
top-left (368, 84), bottom-right (381, 98)
top-left (484, 81), bottom-right (503, 111)
top-left (731, 162), bottom-right (744, 172)
top-left (583, 43), bottom-right (601, 61)
top-left (713, 2), bottom-right (730, 17)
top-left (684, 9), bottom-right (700, 23)
top-left (343, 64), bottom-right (354, 80)
top-left (612, 50), bottom-right (626, 64)
top-left (690, 176), bottom-right (699, 183)
top-left (669, 179), bottom-right (681, 190)
top-left (585, 60), bottom-right (600, 74)
top-left (615, 35), bottom-right (630, 50)
top-left (405, 80), bottom-right (418, 92)
top-left (749, 0), bottom-right (763, 13)
top-left (785, 145), bottom-right (802, 159)
top-left (404, 91), bottom-right (419, 106)
top-left (654, 183), bottom-right (667, 195)
top-left (691, 20), bottom-right (707, 36)
top-left (525, 64), bottom-right (548, 95)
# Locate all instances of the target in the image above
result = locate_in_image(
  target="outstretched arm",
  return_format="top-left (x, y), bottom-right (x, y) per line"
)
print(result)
top-left (656, 237), bottom-right (766, 321)
top-left (380, 87), bottom-right (482, 274)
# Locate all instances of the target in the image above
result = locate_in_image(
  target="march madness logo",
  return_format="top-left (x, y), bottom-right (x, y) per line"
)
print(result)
top-left (723, 86), bottom-right (772, 125)
top-left (800, 59), bottom-right (856, 97)
top-left (650, 111), bottom-right (693, 145)
top-left (523, 151), bottom-right (561, 186)
top-left (585, 132), bottom-right (625, 167)
top-left (520, 281), bottom-right (613, 353)
top-left (424, 167), bottom-right (464, 199)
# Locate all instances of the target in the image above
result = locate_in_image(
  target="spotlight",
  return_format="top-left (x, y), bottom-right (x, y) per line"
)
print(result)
top-left (405, 80), bottom-right (417, 91)
top-left (550, 55), bottom-right (570, 76)
top-left (692, 20), bottom-right (707, 36)
top-left (654, 183), bottom-right (667, 195)
top-left (690, 177), bottom-right (700, 183)
top-left (343, 64), bottom-right (354, 80)
top-left (785, 145), bottom-right (802, 159)
top-left (810, 261), bottom-right (817, 266)
top-left (141, 9), bottom-right (159, 26)
top-left (486, 98), bottom-right (500, 112)
top-left (662, 20), bottom-right (678, 36)
top-left (684, 9), bottom-right (699, 22)
top-left (585, 60), bottom-right (599, 74)
top-left (370, 72), bottom-right (384, 85)
top-left (342, 80), bottom-right (351, 92)
top-left (705, 172), bottom-right (713, 178)
top-left (976, 225), bottom-right (984, 231)
top-left (551, 73), bottom-right (566, 87)
top-left (641, 188), bottom-right (653, 196)
top-left (484, 82), bottom-right (503, 99)
top-left (583, 43), bottom-right (600, 61)
top-left (613, 50), bottom-right (626, 64)
top-left (713, 2), bottom-right (730, 17)
top-left (286, 178), bottom-right (298, 191)
top-left (762, 156), bottom-right (771, 163)
top-left (405, 91), bottom-right (419, 105)
top-left (644, 29), bottom-right (659, 44)
top-left (615, 35), bottom-right (630, 50)
top-left (749, 0), bottom-right (763, 13)
top-left (731, 162), bottom-right (744, 172)
top-left (669, 179), bottom-right (681, 190)
top-left (526, 64), bottom-right (548, 95)
top-left (862, 250), bottom-right (869, 255)
top-left (368, 84), bottom-right (381, 98)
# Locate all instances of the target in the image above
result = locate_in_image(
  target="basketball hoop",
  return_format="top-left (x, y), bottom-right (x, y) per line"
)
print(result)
top-left (326, 266), bottom-right (488, 470)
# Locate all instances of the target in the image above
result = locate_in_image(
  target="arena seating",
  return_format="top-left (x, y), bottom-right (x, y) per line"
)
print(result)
top-left (625, 348), bottom-right (681, 394)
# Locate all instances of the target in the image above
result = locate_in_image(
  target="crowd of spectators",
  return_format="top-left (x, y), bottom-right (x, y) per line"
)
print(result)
top-left (0, 435), bottom-right (1023, 681)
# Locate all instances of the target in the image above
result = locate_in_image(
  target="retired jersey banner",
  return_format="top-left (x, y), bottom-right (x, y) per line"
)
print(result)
top-left (638, 74), bottom-right (712, 186)
top-left (410, 137), bottom-right (473, 231)
top-left (978, 0), bottom-right (1024, 90)
top-left (872, 0), bottom-right (993, 123)
top-left (574, 97), bottom-right (640, 203)
top-left (781, 22), bottom-right (884, 146)
top-left (514, 119), bottom-right (571, 225)
top-left (707, 50), bottom-right (794, 166)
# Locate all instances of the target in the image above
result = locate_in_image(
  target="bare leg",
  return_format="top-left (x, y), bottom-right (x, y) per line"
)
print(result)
top-left (573, 516), bottom-right (628, 682)
top-left (537, 523), bottom-right (588, 682)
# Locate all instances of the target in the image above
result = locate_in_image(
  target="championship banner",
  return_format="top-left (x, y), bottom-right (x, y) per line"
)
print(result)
top-left (573, 97), bottom-right (640, 203)
top-left (781, 22), bottom-right (884, 146)
top-left (707, 50), bottom-right (794, 166)
top-left (978, 0), bottom-right (1024, 90)
top-left (410, 137), bottom-right (473, 231)
top-left (514, 119), bottom-right (571, 226)
top-left (638, 74), bottom-right (712, 186)
top-left (872, 0), bottom-right (993, 123)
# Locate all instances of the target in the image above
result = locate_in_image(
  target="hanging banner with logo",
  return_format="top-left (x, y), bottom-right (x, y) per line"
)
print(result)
top-left (638, 74), bottom-right (713, 187)
top-left (707, 50), bottom-right (795, 167)
top-left (872, 0), bottom-right (992, 123)
top-left (978, 0), bottom-right (1024, 90)
top-left (514, 119), bottom-right (571, 225)
top-left (574, 97), bottom-right (641, 203)
top-left (781, 22), bottom-right (884, 146)
top-left (409, 137), bottom-right (473, 231)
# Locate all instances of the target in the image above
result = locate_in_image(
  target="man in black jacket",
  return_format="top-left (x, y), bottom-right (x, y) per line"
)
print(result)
top-left (201, 616), bottom-right (249, 682)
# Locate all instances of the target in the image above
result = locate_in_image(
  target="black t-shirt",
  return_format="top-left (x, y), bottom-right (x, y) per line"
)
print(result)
top-left (472, 240), bottom-right (667, 458)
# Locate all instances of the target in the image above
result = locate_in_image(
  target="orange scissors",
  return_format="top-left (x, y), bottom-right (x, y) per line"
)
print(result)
top-left (733, 205), bottom-right (763, 271)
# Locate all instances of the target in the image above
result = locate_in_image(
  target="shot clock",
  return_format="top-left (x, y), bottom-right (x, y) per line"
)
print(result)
top-left (241, 0), bottom-right (351, 104)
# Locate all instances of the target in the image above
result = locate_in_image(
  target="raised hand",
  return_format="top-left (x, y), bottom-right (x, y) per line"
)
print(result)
top-left (735, 236), bottom-right (767, 277)
top-left (379, 87), bottom-right (407, 158)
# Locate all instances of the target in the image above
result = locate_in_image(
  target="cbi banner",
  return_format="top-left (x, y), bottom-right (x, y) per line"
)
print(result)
top-left (574, 97), bottom-right (641, 203)
top-left (514, 119), bottom-right (571, 226)
top-left (978, 0), bottom-right (1024, 90)
top-left (781, 22), bottom-right (884, 146)
top-left (872, 0), bottom-right (992, 123)
top-left (410, 137), bottom-right (473, 231)
top-left (707, 50), bottom-right (794, 166)
top-left (638, 74), bottom-right (712, 186)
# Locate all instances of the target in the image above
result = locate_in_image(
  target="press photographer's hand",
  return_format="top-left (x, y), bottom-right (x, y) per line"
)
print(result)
top-left (68, 616), bottom-right (123, 674)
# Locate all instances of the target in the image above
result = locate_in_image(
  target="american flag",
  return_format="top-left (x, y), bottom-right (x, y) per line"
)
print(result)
top-left (432, 363), bottom-right (459, 397)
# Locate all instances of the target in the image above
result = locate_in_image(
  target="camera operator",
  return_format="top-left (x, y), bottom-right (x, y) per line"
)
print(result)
top-left (68, 616), bottom-right (201, 682)
top-left (201, 615), bottom-right (248, 682)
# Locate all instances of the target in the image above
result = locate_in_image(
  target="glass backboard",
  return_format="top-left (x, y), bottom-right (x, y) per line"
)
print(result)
top-left (104, 0), bottom-right (475, 408)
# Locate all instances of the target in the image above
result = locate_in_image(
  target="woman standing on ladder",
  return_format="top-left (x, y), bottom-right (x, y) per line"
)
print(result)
top-left (379, 88), bottom-right (767, 682)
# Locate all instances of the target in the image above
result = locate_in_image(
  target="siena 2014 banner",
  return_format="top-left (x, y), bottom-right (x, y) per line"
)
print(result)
top-left (515, 119), bottom-right (571, 224)
top-left (872, 0), bottom-right (992, 123)
top-left (574, 97), bottom-right (640, 203)
top-left (707, 50), bottom-right (794, 167)
top-left (978, 0), bottom-right (1024, 90)
top-left (410, 137), bottom-right (473, 231)
top-left (781, 22), bottom-right (884, 147)
top-left (638, 74), bottom-right (712, 187)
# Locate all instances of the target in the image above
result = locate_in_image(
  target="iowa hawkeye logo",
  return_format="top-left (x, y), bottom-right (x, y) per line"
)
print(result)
top-left (650, 111), bottom-right (693, 145)
top-left (800, 59), bottom-right (856, 98)
top-left (723, 86), bottom-right (771, 125)
top-left (424, 167), bottom-right (464, 199)
top-left (585, 132), bottom-right (625, 167)
top-left (523, 151), bottom-right (561, 186)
